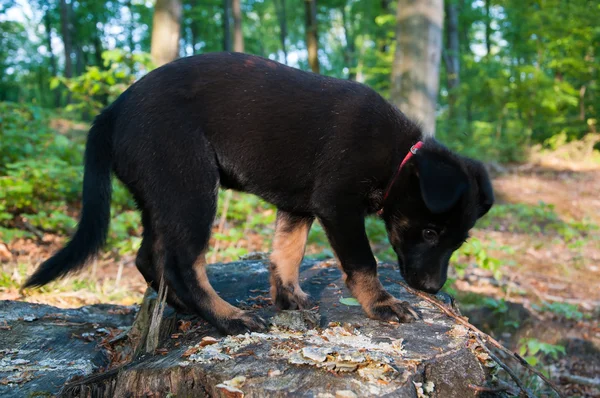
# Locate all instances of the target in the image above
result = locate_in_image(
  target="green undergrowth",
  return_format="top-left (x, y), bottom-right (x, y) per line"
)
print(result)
top-left (477, 201), bottom-right (597, 240)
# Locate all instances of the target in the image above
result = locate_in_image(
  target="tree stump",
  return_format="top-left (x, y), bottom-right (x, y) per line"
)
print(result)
top-left (2, 259), bottom-right (496, 397)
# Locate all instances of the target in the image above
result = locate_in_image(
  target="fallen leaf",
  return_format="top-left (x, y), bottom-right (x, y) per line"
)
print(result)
top-left (179, 320), bottom-right (192, 333)
top-left (339, 297), bottom-right (360, 306)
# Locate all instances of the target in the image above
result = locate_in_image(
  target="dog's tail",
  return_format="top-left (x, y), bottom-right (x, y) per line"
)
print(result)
top-left (23, 108), bottom-right (115, 288)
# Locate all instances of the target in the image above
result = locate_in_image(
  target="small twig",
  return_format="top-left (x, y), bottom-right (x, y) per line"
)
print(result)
top-left (21, 221), bottom-right (44, 241)
top-left (210, 189), bottom-right (233, 263)
top-left (476, 336), bottom-right (535, 398)
top-left (394, 280), bottom-right (565, 398)
top-left (559, 373), bottom-right (600, 387)
top-left (145, 277), bottom-right (168, 354)
top-left (468, 383), bottom-right (509, 393)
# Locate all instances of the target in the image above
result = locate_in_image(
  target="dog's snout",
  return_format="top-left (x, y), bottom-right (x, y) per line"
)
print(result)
top-left (406, 275), bottom-right (445, 294)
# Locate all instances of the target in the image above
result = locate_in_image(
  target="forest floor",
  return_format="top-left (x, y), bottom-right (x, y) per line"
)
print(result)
top-left (1, 155), bottom-right (599, 397)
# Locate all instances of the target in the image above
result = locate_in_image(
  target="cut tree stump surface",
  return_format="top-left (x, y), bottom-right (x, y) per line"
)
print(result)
top-left (0, 301), bottom-right (136, 397)
top-left (1, 259), bottom-right (494, 397)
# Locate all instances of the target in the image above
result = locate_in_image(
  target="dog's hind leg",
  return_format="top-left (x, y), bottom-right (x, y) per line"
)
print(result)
top-left (145, 133), bottom-right (266, 335)
top-left (135, 209), bottom-right (188, 312)
top-left (269, 211), bottom-right (315, 310)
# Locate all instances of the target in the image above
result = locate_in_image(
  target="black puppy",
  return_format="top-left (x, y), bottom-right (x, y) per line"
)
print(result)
top-left (24, 53), bottom-right (493, 334)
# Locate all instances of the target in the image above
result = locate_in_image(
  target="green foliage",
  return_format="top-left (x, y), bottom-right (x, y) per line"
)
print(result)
top-left (478, 202), bottom-right (597, 241)
top-left (0, 103), bottom-right (84, 230)
top-left (451, 237), bottom-right (503, 280)
top-left (518, 338), bottom-right (566, 367)
top-left (51, 50), bottom-right (154, 117)
top-left (2, 0), bottom-right (599, 161)
top-left (0, 102), bottom-right (140, 252)
top-left (533, 302), bottom-right (585, 321)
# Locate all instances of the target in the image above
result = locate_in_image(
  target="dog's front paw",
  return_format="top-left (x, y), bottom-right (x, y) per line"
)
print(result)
top-left (218, 311), bottom-right (268, 335)
top-left (368, 297), bottom-right (420, 323)
top-left (272, 283), bottom-right (316, 310)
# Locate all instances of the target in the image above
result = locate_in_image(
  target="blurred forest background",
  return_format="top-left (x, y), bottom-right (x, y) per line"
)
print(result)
top-left (0, 0), bottom-right (599, 396)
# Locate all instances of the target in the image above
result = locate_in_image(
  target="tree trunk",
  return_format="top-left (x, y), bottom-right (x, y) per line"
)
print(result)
top-left (341, 5), bottom-right (356, 80)
top-left (443, 0), bottom-right (460, 119)
top-left (127, 0), bottom-right (136, 52)
top-left (75, 44), bottom-right (85, 75)
top-left (579, 85), bottom-right (586, 121)
top-left (305, 0), bottom-right (319, 73)
top-left (151, 0), bottom-right (183, 67)
top-left (59, 0), bottom-right (73, 79)
top-left (390, 0), bottom-right (443, 136)
top-left (92, 14), bottom-right (104, 67)
top-left (378, 0), bottom-right (393, 53)
top-left (232, 0), bottom-right (244, 52)
top-left (222, 0), bottom-right (232, 51)
top-left (43, 7), bottom-right (60, 107)
top-left (274, 0), bottom-right (288, 64)
top-left (485, 0), bottom-right (491, 56)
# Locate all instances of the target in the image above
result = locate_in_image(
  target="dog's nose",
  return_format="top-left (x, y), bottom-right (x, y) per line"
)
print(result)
top-left (411, 277), bottom-right (445, 294)
top-left (419, 284), bottom-right (442, 294)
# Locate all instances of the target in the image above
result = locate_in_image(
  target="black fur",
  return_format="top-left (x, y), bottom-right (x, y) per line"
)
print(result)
top-left (24, 52), bottom-right (493, 332)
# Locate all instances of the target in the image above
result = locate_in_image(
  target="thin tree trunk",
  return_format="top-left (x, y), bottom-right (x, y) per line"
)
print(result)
top-left (232, 0), bottom-right (244, 52)
top-left (443, 0), bottom-right (460, 119)
top-left (43, 7), bottom-right (60, 107)
top-left (223, 0), bottom-right (232, 51)
top-left (378, 0), bottom-right (393, 52)
top-left (579, 85), bottom-right (586, 121)
top-left (274, 0), bottom-right (288, 64)
top-left (304, 0), bottom-right (319, 73)
top-left (127, 0), bottom-right (136, 52)
top-left (91, 13), bottom-right (104, 68)
top-left (44, 10), bottom-right (57, 77)
top-left (75, 45), bottom-right (85, 75)
top-left (390, 0), bottom-right (443, 136)
top-left (485, 0), bottom-right (491, 56)
top-left (59, 0), bottom-right (73, 79)
top-left (340, 5), bottom-right (356, 80)
top-left (151, 0), bottom-right (183, 67)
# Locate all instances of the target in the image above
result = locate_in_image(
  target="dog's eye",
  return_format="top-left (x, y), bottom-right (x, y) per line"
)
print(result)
top-left (422, 229), bottom-right (438, 242)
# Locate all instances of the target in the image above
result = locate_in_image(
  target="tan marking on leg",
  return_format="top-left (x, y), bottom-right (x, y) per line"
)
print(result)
top-left (270, 217), bottom-right (311, 286)
top-left (270, 213), bottom-right (313, 305)
top-left (347, 271), bottom-right (388, 307)
top-left (193, 252), bottom-right (240, 318)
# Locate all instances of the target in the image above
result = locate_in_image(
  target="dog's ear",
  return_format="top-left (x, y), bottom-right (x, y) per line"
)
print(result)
top-left (464, 159), bottom-right (494, 218)
top-left (413, 150), bottom-right (469, 214)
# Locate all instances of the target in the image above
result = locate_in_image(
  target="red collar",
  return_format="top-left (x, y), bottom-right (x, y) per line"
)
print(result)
top-left (377, 141), bottom-right (424, 215)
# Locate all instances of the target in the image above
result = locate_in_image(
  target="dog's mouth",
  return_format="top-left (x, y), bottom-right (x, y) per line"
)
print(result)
top-left (395, 252), bottom-right (408, 277)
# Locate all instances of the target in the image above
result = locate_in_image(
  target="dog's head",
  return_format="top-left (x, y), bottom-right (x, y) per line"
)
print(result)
top-left (382, 140), bottom-right (494, 294)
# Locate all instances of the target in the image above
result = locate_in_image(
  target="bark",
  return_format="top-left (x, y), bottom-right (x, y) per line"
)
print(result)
top-left (222, 0), bottom-right (232, 51)
top-left (90, 12), bottom-right (104, 68)
top-left (274, 0), bottom-right (288, 64)
top-left (305, 0), bottom-right (319, 73)
top-left (341, 5), bottom-right (356, 80)
top-left (391, 0), bottom-right (444, 136)
top-left (43, 6), bottom-right (59, 107)
top-left (232, 0), bottom-right (244, 52)
top-left (127, 0), bottom-right (136, 52)
top-left (59, 0), bottom-right (73, 79)
top-left (75, 44), bottom-right (85, 75)
top-left (151, 0), bottom-right (183, 67)
top-left (378, 0), bottom-right (393, 53)
top-left (579, 85), bottom-right (586, 121)
top-left (485, 0), bottom-right (491, 56)
top-left (443, 0), bottom-right (460, 118)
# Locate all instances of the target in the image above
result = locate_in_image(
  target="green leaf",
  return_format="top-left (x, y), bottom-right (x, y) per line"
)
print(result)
top-left (339, 297), bottom-right (361, 306)
top-left (49, 77), bottom-right (60, 90)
